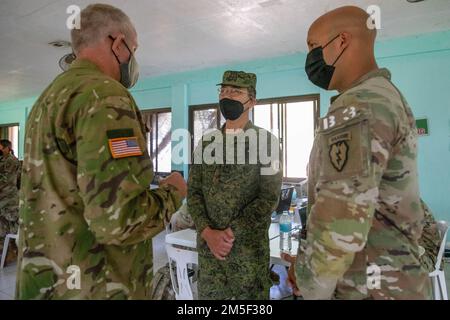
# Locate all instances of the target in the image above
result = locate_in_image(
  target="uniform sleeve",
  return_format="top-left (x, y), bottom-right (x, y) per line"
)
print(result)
top-left (74, 95), bottom-right (181, 246)
top-left (187, 144), bottom-right (211, 235)
top-left (296, 102), bottom-right (396, 300)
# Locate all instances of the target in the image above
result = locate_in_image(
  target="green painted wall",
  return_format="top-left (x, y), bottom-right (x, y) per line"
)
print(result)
top-left (1, 30), bottom-right (449, 222)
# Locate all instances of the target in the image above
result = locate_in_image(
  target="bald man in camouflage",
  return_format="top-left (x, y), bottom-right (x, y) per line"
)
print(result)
top-left (286, 6), bottom-right (432, 300)
top-left (16, 4), bottom-right (186, 300)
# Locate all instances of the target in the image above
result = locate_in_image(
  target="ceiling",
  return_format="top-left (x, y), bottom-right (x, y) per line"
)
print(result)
top-left (1, 0), bottom-right (450, 103)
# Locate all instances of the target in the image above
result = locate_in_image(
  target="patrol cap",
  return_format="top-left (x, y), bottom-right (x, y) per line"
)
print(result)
top-left (217, 70), bottom-right (257, 90)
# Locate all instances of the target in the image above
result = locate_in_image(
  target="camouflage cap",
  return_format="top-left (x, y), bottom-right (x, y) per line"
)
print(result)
top-left (217, 71), bottom-right (257, 89)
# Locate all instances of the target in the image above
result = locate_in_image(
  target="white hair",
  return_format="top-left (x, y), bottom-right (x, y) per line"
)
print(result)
top-left (71, 3), bottom-right (135, 54)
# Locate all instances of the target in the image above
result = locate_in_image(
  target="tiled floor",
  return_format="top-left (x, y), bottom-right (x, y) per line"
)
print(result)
top-left (2, 236), bottom-right (449, 300)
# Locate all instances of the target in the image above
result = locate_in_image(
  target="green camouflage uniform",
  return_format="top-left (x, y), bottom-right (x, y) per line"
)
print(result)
top-left (16, 59), bottom-right (181, 300)
top-left (188, 122), bottom-right (282, 300)
top-left (0, 153), bottom-right (20, 244)
top-left (188, 71), bottom-right (283, 300)
top-left (297, 68), bottom-right (432, 300)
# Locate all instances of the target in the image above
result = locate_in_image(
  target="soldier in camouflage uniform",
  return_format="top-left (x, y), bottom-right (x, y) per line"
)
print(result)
top-left (287, 6), bottom-right (432, 300)
top-left (0, 140), bottom-right (20, 260)
top-left (16, 4), bottom-right (186, 300)
top-left (188, 71), bottom-right (283, 300)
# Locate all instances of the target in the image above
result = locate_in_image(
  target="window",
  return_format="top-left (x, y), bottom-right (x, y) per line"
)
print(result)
top-left (141, 109), bottom-right (172, 175)
top-left (189, 105), bottom-right (225, 153)
top-left (253, 95), bottom-right (320, 181)
top-left (188, 95), bottom-right (320, 182)
top-left (0, 124), bottom-right (19, 157)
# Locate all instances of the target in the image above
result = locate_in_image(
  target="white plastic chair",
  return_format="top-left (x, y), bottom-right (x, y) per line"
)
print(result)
top-left (429, 221), bottom-right (448, 300)
top-left (165, 244), bottom-right (198, 300)
top-left (1, 233), bottom-right (18, 269)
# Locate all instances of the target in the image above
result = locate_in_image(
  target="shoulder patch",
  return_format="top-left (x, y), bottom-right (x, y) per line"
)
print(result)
top-left (107, 128), bottom-right (134, 139)
top-left (329, 132), bottom-right (351, 172)
top-left (318, 106), bottom-right (371, 181)
top-left (108, 136), bottom-right (143, 159)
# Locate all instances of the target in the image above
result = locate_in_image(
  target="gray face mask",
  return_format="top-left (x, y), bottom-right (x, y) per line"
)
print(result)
top-left (109, 36), bottom-right (140, 88)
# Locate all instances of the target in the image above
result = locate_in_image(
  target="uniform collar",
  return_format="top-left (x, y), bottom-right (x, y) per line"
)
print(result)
top-left (70, 59), bottom-right (103, 73)
top-left (222, 120), bottom-right (255, 134)
top-left (330, 68), bottom-right (392, 105)
top-left (350, 68), bottom-right (391, 88)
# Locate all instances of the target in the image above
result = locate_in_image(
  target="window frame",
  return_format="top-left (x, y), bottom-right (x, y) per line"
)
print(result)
top-left (252, 94), bottom-right (321, 183)
top-left (188, 103), bottom-right (222, 160)
top-left (141, 108), bottom-right (172, 176)
top-left (188, 94), bottom-right (321, 183)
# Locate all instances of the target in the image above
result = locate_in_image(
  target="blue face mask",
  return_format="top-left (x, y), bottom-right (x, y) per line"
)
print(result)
top-left (305, 34), bottom-right (346, 90)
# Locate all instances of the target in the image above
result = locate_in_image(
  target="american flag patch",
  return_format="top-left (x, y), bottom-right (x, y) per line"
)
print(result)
top-left (108, 137), bottom-right (143, 159)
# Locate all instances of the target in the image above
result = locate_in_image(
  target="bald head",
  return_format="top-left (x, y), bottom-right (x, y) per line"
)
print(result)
top-left (306, 6), bottom-right (379, 92)
top-left (308, 6), bottom-right (376, 50)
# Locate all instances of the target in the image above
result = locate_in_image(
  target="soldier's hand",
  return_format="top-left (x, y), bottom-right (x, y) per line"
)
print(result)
top-left (281, 253), bottom-right (302, 297)
top-left (201, 227), bottom-right (235, 261)
top-left (160, 172), bottom-right (187, 199)
top-left (224, 228), bottom-right (234, 240)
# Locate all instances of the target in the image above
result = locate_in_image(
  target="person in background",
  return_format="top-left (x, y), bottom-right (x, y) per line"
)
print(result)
top-left (0, 139), bottom-right (20, 265)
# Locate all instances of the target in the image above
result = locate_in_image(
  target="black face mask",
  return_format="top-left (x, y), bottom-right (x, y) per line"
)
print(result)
top-left (305, 34), bottom-right (346, 90)
top-left (0, 150), bottom-right (3, 157)
top-left (219, 98), bottom-right (251, 121)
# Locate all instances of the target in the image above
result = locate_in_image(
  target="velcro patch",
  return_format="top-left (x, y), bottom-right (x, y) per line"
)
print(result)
top-left (318, 103), bottom-right (371, 181)
top-left (107, 128), bottom-right (134, 139)
top-left (108, 137), bottom-right (143, 159)
top-left (319, 120), bottom-right (370, 181)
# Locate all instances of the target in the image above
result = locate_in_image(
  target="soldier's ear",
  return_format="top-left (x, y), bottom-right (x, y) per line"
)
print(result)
top-left (110, 34), bottom-right (126, 59)
top-left (338, 32), bottom-right (351, 50)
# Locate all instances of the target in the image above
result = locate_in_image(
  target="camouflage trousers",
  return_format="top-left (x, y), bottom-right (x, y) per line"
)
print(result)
top-left (0, 205), bottom-right (19, 249)
top-left (197, 241), bottom-right (271, 300)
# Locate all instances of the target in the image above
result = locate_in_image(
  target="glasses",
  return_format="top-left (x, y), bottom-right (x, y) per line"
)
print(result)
top-left (218, 87), bottom-right (248, 97)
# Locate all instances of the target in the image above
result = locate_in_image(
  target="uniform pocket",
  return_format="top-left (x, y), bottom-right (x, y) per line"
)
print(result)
top-left (318, 109), bottom-right (371, 182)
